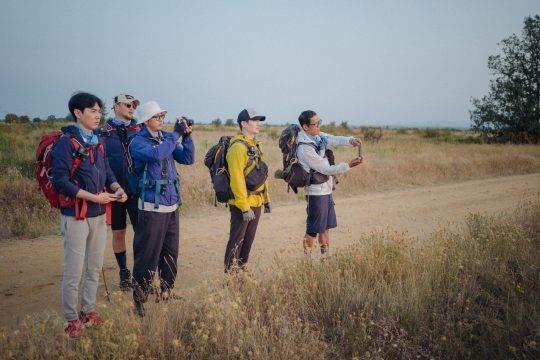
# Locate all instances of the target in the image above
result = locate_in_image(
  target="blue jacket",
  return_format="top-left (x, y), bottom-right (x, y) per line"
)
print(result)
top-left (96, 119), bottom-right (141, 195)
top-left (129, 125), bottom-right (195, 207)
top-left (51, 125), bottom-right (117, 217)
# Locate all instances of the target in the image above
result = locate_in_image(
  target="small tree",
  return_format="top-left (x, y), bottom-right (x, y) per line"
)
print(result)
top-left (470, 15), bottom-right (540, 143)
top-left (340, 121), bottom-right (349, 129)
top-left (225, 118), bottom-right (235, 126)
top-left (4, 113), bottom-right (19, 123)
top-left (32, 117), bottom-right (42, 123)
top-left (19, 115), bottom-right (30, 124)
top-left (47, 115), bottom-right (57, 121)
top-left (211, 118), bottom-right (222, 126)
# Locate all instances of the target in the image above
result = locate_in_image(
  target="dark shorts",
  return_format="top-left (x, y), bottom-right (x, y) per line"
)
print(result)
top-left (306, 194), bottom-right (337, 234)
top-left (110, 196), bottom-right (139, 231)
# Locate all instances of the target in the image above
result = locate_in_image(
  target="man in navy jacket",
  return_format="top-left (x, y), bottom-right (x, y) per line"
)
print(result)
top-left (51, 92), bottom-right (128, 338)
top-left (98, 93), bottom-right (140, 291)
top-left (129, 100), bottom-right (195, 316)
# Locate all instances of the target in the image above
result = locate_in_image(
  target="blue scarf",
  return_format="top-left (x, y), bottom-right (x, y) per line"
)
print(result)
top-left (306, 133), bottom-right (328, 152)
top-left (111, 118), bottom-right (132, 127)
top-left (77, 125), bottom-right (99, 145)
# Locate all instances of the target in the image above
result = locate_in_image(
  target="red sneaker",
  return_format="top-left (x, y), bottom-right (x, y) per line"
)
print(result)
top-left (79, 311), bottom-right (104, 327)
top-left (64, 319), bottom-right (84, 339)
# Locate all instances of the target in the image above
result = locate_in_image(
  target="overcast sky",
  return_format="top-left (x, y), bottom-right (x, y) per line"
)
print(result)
top-left (1, 0), bottom-right (538, 127)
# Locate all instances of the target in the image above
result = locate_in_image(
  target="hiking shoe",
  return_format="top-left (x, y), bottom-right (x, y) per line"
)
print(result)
top-left (320, 245), bottom-right (329, 255)
top-left (79, 311), bottom-right (104, 327)
top-left (134, 302), bottom-right (146, 318)
top-left (119, 269), bottom-right (132, 291)
top-left (64, 319), bottom-right (84, 339)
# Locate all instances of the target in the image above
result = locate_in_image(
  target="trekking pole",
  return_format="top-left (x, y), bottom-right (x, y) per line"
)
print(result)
top-left (102, 267), bottom-right (111, 302)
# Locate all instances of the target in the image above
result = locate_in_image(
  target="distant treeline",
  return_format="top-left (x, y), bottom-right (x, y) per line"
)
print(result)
top-left (1, 113), bottom-right (74, 123)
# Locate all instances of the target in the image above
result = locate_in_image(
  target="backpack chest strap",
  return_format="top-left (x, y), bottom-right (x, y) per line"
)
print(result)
top-left (138, 163), bottom-right (181, 209)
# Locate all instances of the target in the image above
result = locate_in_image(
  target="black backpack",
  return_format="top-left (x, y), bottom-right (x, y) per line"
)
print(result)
top-left (204, 136), bottom-right (268, 204)
top-left (276, 124), bottom-right (330, 193)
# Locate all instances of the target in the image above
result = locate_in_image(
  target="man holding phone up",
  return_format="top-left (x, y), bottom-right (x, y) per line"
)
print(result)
top-left (296, 110), bottom-right (363, 257)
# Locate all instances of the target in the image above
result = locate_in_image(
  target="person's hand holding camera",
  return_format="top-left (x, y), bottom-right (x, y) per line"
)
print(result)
top-left (174, 116), bottom-right (193, 138)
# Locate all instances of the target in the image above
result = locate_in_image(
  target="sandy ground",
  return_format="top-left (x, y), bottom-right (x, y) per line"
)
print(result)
top-left (1, 173), bottom-right (538, 328)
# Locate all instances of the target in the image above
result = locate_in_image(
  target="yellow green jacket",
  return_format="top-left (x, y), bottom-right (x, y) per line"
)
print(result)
top-left (226, 135), bottom-right (270, 212)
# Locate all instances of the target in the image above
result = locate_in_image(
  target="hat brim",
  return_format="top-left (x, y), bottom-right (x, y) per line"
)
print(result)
top-left (251, 116), bottom-right (266, 121)
top-left (137, 110), bottom-right (167, 124)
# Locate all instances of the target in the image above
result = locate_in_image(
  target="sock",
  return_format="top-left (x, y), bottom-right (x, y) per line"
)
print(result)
top-left (115, 251), bottom-right (127, 270)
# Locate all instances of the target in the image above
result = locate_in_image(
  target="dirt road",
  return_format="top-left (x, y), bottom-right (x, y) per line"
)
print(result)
top-left (1, 173), bottom-right (538, 328)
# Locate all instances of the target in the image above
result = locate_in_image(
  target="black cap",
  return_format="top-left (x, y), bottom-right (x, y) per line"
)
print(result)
top-left (237, 108), bottom-right (266, 124)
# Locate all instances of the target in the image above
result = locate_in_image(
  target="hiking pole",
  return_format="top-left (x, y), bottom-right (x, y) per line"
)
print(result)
top-left (102, 267), bottom-right (111, 302)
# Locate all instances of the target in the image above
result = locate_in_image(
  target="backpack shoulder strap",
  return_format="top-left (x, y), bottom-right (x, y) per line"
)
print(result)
top-left (229, 138), bottom-right (260, 171)
top-left (298, 141), bottom-right (318, 149)
top-left (229, 138), bottom-right (250, 150)
top-left (97, 123), bottom-right (115, 137)
top-left (297, 141), bottom-right (319, 154)
top-left (62, 135), bottom-right (85, 178)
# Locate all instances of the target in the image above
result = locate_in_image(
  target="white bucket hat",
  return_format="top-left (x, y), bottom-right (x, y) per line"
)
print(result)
top-left (136, 101), bottom-right (167, 124)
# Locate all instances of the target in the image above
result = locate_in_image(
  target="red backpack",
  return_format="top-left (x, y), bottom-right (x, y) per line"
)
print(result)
top-left (35, 130), bottom-right (106, 221)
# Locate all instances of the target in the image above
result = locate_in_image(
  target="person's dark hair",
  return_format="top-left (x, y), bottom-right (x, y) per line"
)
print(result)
top-left (298, 110), bottom-right (317, 127)
top-left (68, 92), bottom-right (103, 121)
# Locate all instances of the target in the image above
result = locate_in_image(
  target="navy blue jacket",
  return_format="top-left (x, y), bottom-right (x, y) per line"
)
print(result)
top-left (51, 125), bottom-right (117, 217)
top-left (96, 119), bottom-right (141, 195)
top-left (129, 126), bottom-right (195, 206)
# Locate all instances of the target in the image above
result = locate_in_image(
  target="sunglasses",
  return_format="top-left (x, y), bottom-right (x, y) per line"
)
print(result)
top-left (308, 120), bottom-right (322, 127)
top-left (122, 103), bottom-right (136, 109)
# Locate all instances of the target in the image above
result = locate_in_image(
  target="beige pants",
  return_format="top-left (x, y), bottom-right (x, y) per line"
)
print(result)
top-left (60, 214), bottom-right (106, 321)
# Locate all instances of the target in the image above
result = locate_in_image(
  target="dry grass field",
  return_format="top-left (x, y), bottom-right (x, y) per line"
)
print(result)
top-left (1, 122), bottom-right (539, 239)
top-left (1, 198), bottom-right (538, 359)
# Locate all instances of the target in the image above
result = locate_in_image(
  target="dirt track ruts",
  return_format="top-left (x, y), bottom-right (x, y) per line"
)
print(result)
top-left (1, 173), bottom-right (538, 328)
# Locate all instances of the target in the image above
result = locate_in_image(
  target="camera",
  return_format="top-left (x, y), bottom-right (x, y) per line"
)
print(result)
top-left (180, 116), bottom-right (194, 127)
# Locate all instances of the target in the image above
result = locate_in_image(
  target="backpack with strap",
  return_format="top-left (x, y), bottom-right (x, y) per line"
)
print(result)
top-left (204, 136), bottom-right (268, 205)
top-left (35, 130), bottom-right (107, 221)
top-left (276, 124), bottom-right (329, 193)
top-left (138, 160), bottom-right (181, 210)
top-left (98, 123), bottom-right (140, 196)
